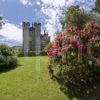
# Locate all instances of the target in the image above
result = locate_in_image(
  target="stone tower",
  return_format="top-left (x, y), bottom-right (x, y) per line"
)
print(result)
top-left (34, 23), bottom-right (41, 54)
top-left (23, 21), bottom-right (50, 55)
top-left (23, 22), bottom-right (30, 55)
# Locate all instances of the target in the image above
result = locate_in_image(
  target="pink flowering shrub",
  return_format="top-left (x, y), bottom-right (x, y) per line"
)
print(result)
top-left (48, 22), bottom-right (100, 99)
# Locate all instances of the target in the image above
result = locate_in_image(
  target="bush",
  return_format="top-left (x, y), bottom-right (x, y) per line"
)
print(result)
top-left (0, 45), bottom-right (18, 71)
top-left (44, 42), bottom-right (52, 52)
top-left (48, 22), bottom-right (100, 99)
top-left (12, 46), bottom-right (24, 57)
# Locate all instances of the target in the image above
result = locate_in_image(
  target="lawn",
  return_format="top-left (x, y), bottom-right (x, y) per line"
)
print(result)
top-left (0, 56), bottom-right (67, 100)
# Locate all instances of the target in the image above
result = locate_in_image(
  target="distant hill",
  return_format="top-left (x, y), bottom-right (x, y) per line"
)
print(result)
top-left (0, 38), bottom-right (22, 46)
top-left (0, 35), bottom-right (6, 39)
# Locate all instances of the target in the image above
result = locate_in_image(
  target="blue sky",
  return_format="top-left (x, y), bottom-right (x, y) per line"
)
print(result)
top-left (0, 0), bottom-right (95, 46)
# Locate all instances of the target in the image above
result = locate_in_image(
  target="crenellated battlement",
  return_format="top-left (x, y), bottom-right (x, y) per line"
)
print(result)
top-left (34, 22), bottom-right (41, 26)
top-left (23, 22), bottom-right (30, 27)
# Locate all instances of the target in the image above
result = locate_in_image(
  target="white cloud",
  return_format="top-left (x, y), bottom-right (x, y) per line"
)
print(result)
top-left (0, 22), bottom-right (22, 42)
top-left (41, 0), bottom-right (67, 40)
top-left (66, 0), bottom-right (76, 7)
top-left (37, 1), bottom-right (41, 5)
top-left (53, 0), bottom-right (66, 7)
top-left (20, 0), bottom-right (32, 6)
top-left (41, 0), bottom-right (53, 4)
top-left (41, 0), bottom-right (75, 7)
top-left (41, 0), bottom-right (66, 7)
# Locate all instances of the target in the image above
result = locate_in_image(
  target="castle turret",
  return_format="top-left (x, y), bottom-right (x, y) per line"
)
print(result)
top-left (29, 26), bottom-right (35, 51)
top-left (41, 31), bottom-right (50, 51)
top-left (34, 23), bottom-right (41, 54)
top-left (23, 22), bottom-right (30, 55)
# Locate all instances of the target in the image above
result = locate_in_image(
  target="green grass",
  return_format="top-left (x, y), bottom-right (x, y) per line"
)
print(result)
top-left (0, 56), bottom-right (67, 100)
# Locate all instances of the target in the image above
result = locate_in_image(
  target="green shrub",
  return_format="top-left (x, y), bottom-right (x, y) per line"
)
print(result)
top-left (40, 51), bottom-right (47, 56)
top-left (44, 42), bottom-right (52, 52)
top-left (17, 51), bottom-right (24, 57)
top-left (0, 45), bottom-right (18, 71)
top-left (13, 46), bottom-right (24, 57)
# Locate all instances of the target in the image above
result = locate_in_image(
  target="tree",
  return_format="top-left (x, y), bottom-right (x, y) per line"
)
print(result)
top-left (44, 42), bottom-right (52, 52)
top-left (55, 31), bottom-right (61, 37)
top-left (0, 16), bottom-right (3, 29)
top-left (62, 5), bottom-right (94, 29)
top-left (92, 0), bottom-right (100, 25)
top-left (93, 0), bottom-right (100, 14)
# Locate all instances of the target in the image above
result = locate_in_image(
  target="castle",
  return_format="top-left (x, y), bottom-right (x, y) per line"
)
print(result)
top-left (22, 22), bottom-right (50, 55)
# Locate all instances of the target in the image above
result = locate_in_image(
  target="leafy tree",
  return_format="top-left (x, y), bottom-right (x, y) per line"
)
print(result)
top-left (44, 42), bottom-right (52, 52)
top-left (0, 16), bottom-right (3, 29)
top-left (92, 0), bottom-right (100, 25)
top-left (93, 0), bottom-right (100, 14)
top-left (55, 31), bottom-right (61, 37)
top-left (62, 5), bottom-right (94, 29)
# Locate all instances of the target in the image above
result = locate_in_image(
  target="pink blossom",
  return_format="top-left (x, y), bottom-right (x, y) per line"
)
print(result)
top-left (48, 49), bottom-right (58, 56)
top-left (92, 33), bottom-right (97, 38)
top-left (57, 34), bottom-right (66, 41)
top-left (71, 40), bottom-right (78, 48)
top-left (77, 29), bottom-right (87, 35)
top-left (67, 27), bottom-right (73, 33)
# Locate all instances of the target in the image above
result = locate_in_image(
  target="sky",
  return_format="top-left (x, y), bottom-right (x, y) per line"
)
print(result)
top-left (0, 0), bottom-right (95, 46)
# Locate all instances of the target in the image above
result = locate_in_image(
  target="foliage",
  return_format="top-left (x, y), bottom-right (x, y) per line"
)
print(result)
top-left (44, 42), bottom-right (52, 52)
top-left (55, 31), bottom-right (62, 37)
top-left (93, 0), bottom-right (100, 14)
top-left (0, 45), bottom-right (18, 71)
top-left (13, 46), bottom-right (24, 57)
top-left (0, 16), bottom-right (3, 29)
top-left (62, 5), bottom-right (94, 29)
top-left (48, 22), bottom-right (100, 99)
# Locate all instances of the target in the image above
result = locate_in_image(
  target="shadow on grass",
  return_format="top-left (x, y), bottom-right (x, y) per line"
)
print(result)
top-left (0, 64), bottom-right (22, 74)
top-left (53, 76), bottom-right (100, 100)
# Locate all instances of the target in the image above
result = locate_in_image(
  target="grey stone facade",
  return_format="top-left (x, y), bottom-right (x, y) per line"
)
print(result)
top-left (23, 22), bottom-right (50, 55)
